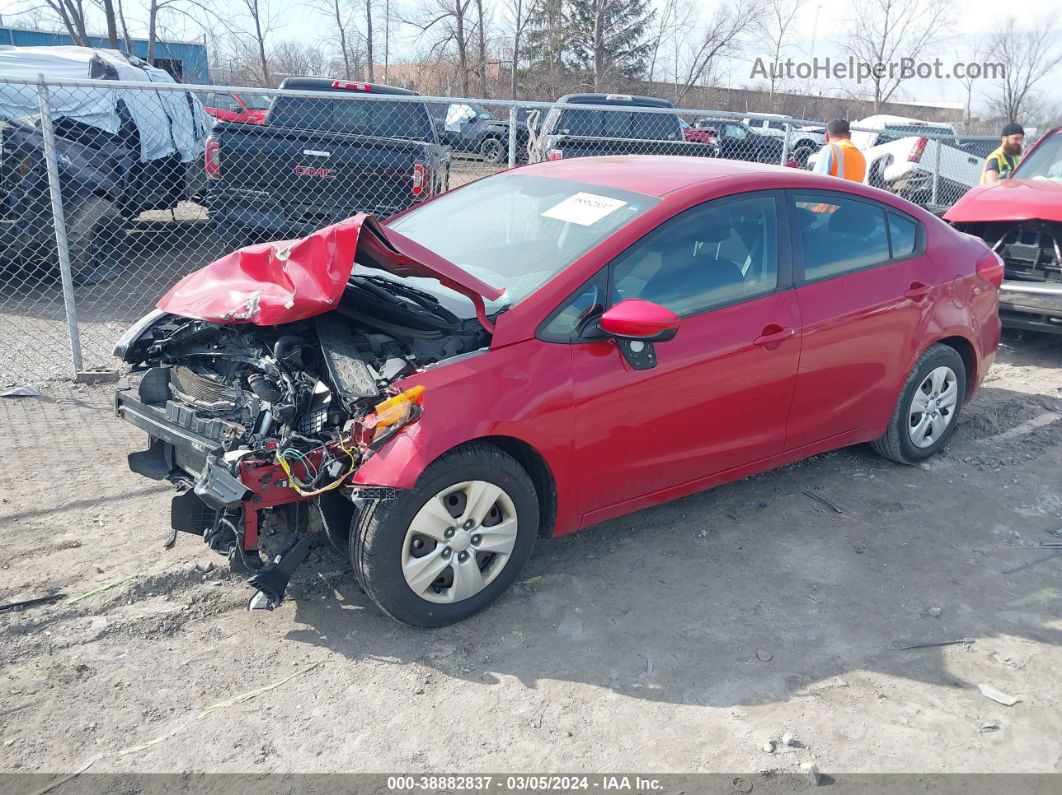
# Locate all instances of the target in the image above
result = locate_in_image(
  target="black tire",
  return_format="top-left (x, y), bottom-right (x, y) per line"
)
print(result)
top-left (350, 443), bottom-right (539, 627)
top-left (872, 343), bottom-right (967, 464)
top-left (793, 144), bottom-right (815, 167)
top-left (478, 137), bottom-right (505, 164)
top-left (67, 196), bottom-right (130, 286)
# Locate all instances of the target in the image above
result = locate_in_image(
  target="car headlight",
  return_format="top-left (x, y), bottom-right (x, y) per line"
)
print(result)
top-left (113, 309), bottom-right (169, 361)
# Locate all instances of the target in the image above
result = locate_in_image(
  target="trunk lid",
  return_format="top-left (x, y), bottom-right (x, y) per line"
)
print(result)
top-left (156, 214), bottom-right (503, 329)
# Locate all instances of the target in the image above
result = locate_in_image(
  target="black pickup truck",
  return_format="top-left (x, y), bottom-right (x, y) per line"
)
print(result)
top-left (529, 93), bottom-right (714, 163)
top-left (207, 78), bottom-right (449, 248)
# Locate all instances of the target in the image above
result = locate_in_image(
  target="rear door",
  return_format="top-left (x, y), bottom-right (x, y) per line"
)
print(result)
top-left (558, 191), bottom-right (802, 514)
top-left (785, 189), bottom-right (934, 450)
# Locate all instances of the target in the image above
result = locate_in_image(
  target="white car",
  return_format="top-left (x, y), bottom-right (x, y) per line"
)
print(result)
top-left (744, 114), bottom-right (825, 165)
top-left (810, 115), bottom-right (984, 207)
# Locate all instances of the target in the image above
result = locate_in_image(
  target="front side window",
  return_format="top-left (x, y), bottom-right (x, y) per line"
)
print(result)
top-left (608, 194), bottom-right (779, 316)
top-left (793, 193), bottom-right (891, 280)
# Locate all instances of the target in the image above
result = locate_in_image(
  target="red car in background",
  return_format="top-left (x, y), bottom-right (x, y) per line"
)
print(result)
top-left (945, 127), bottom-right (1062, 333)
top-left (203, 91), bottom-right (270, 124)
top-left (682, 118), bottom-right (718, 145)
top-left (114, 157), bottom-right (1001, 626)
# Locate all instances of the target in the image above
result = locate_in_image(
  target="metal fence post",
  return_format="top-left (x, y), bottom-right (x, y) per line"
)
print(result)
top-left (36, 76), bottom-right (83, 376)
top-left (931, 136), bottom-right (941, 206)
top-left (507, 102), bottom-right (518, 168)
top-left (781, 121), bottom-right (792, 166)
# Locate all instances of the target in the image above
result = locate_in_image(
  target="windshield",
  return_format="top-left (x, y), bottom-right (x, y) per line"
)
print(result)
top-left (1014, 132), bottom-right (1062, 180)
top-left (384, 173), bottom-right (658, 314)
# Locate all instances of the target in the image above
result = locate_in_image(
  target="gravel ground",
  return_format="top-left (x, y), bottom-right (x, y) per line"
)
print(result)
top-left (0, 332), bottom-right (1060, 778)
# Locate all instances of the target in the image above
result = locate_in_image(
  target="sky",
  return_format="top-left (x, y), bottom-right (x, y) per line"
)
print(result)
top-left (1, 0), bottom-right (1060, 115)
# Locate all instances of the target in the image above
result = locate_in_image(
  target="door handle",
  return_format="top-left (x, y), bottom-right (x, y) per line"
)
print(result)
top-left (753, 326), bottom-right (796, 347)
top-left (905, 282), bottom-right (931, 300)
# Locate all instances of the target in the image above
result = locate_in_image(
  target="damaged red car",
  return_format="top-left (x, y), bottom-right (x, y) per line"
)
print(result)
top-left (114, 157), bottom-right (1001, 626)
top-left (945, 126), bottom-right (1062, 333)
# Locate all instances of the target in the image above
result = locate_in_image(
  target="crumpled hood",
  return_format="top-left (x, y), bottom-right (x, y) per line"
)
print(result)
top-left (157, 214), bottom-right (503, 327)
top-left (944, 179), bottom-right (1062, 224)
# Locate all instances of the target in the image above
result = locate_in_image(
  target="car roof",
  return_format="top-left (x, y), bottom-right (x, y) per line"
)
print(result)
top-left (516, 156), bottom-right (842, 197)
top-left (556, 93), bottom-right (674, 108)
top-left (278, 77), bottom-right (420, 96)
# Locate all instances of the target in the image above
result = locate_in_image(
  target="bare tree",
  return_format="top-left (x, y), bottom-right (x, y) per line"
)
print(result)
top-left (754, 0), bottom-right (804, 103)
top-left (984, 16), bottom-right (1062, 123)
top-left (271, 39), bottom-right (330, 77)
top-left (474, 0), bottom-right (488, 95)
top-left (502, 0), bottom-right (542, 98)
top-left (96, 0), bottom-right (120, 47)
top-left (840, 0), bottom-right (954, 112)
top-left (646, 0), bottom-right (677, 84)
top-left (365, 0), bottom-right (375, 80)
top-left (671, 0), bottom-right (762, 105)
top-left (308, 0), bottom-right (359, 79)
top-left (41, 0), bottom-right (90, 45)
top-left (411, 0), bottom-right (475, 95)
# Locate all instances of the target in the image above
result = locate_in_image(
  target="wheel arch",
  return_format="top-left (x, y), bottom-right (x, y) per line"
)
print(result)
top-left (352, 429), bottom-right (560, 538)
top-left (934, 334), bottom-right (978, 398)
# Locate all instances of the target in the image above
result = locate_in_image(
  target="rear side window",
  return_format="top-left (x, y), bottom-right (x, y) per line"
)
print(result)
top-left (793, 193), bottom-right (890, 281)
top-left (269, 97), bottom-right (432, 140)
top-left (888, 211), bottom-right (919, 258)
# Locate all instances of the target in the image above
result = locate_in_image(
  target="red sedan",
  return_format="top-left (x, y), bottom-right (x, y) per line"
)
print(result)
top-left (115, 157), bottom-right (1002, 626)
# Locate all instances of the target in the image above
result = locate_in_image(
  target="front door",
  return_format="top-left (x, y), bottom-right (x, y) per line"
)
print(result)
top-left (548, 192), bottom-right (803, 514)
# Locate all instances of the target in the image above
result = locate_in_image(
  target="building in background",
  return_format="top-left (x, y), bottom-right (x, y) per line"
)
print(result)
top-left (0, 26), bottom-right (209, 83)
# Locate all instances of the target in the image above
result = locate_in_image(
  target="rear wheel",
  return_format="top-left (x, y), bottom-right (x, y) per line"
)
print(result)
top-left (350, 443), bottom-right (538, 626)
top-left (67, 197), bottom-right (130, 286)
top-left (872, 344), bottom-right (966, 464)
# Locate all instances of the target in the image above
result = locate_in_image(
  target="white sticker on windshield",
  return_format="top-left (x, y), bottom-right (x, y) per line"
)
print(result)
top-left (542, 192), bottom-right (628, 226)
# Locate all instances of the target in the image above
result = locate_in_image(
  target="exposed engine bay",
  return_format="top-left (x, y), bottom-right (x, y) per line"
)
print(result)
top-left (115, 229), bottom-right (492, 609)
top-left (954, 220), bottom-right (1062, 284)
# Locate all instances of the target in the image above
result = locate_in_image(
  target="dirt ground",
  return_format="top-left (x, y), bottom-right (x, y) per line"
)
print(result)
top-left (1, 331), bottom-right (1061, 779)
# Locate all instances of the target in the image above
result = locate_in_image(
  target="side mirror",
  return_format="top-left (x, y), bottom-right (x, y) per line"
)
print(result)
top-left (598, 299), bottom-right (681, 370)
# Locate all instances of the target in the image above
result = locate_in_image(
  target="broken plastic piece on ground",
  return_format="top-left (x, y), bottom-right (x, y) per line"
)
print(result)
top-left (0, 593), bottom-right (66, 613)
top-left (0, 385), bottom-right (41, 398)
top-left (978, 683), bottom-right (1019, 706)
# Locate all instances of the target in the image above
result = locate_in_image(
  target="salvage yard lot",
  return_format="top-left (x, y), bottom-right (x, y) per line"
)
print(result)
top-left (1, 336), bottom-right (1061, 776)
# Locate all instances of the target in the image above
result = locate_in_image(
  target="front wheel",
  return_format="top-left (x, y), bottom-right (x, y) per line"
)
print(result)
top-left (872, 343), bottom-right (967, 464)
top-left (350, 443), bottom-right (539, 626)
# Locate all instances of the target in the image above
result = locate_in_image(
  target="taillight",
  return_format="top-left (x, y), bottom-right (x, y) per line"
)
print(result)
top-left (908, 137), bottom-right (928, 163)
top-left (547, 149), bottom-right (564, 161)
top-left (976, 250), bottom-right (1004, 289)
top-left (332, 80), bottom-right (370, 91)
top-left (411, 162), bottom-right (425, 196)
top-left (204, 135), bottom-right (220, 179)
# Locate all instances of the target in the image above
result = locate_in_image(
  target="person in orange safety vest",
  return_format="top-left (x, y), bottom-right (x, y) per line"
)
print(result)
top-left (812, 118), bottom-right (867, 182)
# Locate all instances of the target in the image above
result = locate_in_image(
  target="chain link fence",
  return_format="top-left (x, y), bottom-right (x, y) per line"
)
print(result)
top-left (0, 75), bottom-right (1005, 384)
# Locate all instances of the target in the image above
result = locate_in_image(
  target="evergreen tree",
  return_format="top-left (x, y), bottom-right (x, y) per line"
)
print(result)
top-left (565, 0), bottom-right (654, 90)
